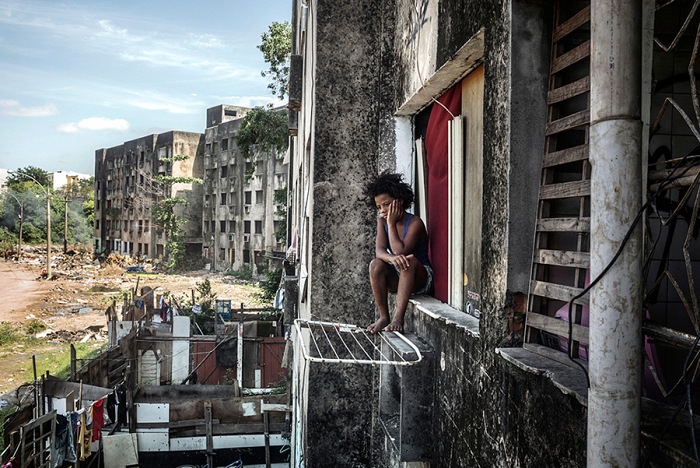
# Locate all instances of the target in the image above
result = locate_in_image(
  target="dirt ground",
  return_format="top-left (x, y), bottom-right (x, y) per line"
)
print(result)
top-left (0, 247), bottom-right (266, 395)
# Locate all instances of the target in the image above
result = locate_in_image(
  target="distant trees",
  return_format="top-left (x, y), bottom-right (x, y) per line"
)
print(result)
top-left (1, 167), bottom-right (94, 250)
top-left (5, 166), bottom-right (50, 191)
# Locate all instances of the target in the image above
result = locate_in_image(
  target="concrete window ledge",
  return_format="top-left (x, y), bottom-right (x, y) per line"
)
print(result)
top-left (408, 296), bottom-right (480, 338)
top-left (496, 347), bottom-right (589, 405)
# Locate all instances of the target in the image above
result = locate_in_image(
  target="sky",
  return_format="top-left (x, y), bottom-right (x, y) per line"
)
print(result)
top-left (0, 0), bottom-right (290, 176)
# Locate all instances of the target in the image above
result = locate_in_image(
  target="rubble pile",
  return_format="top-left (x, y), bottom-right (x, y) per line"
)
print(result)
top-left (36, 328), bottom-right (107, 344)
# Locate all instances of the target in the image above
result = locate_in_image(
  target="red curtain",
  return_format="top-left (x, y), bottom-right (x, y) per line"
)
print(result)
top-left (424, 85), bottom-right (461, 303)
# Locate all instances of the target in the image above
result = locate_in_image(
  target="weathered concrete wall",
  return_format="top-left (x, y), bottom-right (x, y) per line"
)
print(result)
top-left (395, 302), bottom-right (587, 467)
top-left (303, 0), bottom-right (396, 466)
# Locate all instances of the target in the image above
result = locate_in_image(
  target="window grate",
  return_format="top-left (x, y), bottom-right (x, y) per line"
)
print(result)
top-left (294, 319), bottom-right (423, 366)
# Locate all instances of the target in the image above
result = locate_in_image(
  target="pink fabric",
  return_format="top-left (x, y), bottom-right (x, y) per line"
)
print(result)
top-left (424, 85), bottom-right (462, 303)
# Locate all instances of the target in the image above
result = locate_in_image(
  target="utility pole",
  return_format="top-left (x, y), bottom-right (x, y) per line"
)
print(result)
top-left (63, 196), bottom-right (68, 253)
top-left (46, 191), bottom-right (52, 279)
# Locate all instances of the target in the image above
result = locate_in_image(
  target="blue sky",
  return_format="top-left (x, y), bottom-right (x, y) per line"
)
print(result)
top-left (0, 0), bottom-right (290, 175)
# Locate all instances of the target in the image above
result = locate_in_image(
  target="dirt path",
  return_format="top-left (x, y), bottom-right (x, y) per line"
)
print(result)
top-left (0, 261), bottom-right (50, 322)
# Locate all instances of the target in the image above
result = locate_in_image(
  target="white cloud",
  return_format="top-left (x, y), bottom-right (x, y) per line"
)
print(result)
top-left (0, 99), bottom-right (57, 117)
top-left (57, 117), bottom-right (130, 134)
top-left (129, 100), bottom-right (192, 114)
top-left (97, 19), bottom-right (130, 39)
top-left (187, 33), bottom-right (224, 49)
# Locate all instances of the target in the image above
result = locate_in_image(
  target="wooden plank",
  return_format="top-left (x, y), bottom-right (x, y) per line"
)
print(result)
top-left (537, 217), bottom-right (590, 232)
top-left (523, 343), bottom-right (590, 372)
top-left (545, 109), bottom-right (590, 135)
top-left (535, 249), bottom-right (590, 268)
top-left (138, 418), bottom-right (221, 429)
top-left (530, 280), bottom-right (589, 305)
top-left (176, 422), bottom-right (289, 437)
top-left (552, 40), bottom-right (591, 74)
top-left (539, 179), bottom-right (590, 200)
top-left (526, 312), bottom-right (590, 343)
top-left (548, 76), bottom-right (590, 105)
top-left (543, 145), bottom-right (589, 168)
top-left (552, 5), bottom-right (591, 43)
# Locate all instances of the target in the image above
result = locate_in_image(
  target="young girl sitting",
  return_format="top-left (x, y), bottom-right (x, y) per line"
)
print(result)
top-left (364, 171), bottom-right (433, 333)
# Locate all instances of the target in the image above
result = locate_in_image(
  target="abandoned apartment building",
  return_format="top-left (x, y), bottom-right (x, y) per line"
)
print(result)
top-left (285, 0), bottom-right (700, 466)
top-left (202, 105), bottom-right (288, 273)
top-left (1, 284), bottom-right (290, 467)
top-left (93, 105), bottom-right (287, 273)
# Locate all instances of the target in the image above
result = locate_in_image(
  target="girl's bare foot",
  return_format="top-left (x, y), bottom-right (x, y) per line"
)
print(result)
top-left (367, 316), bottom-right (390, 334)
top-left (383, 319), bottom-right (403, 332)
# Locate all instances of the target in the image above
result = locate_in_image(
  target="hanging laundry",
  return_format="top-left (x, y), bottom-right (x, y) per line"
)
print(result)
top-left (79, 409), bottom-right (93, 461)
top-left (106, 392), bottom-right (116, 424)
top-left (116, 383), bottom-right (128, 428)
top-left (64, 412), bottom-right (78, 464)
top-left (160, 298), bottom-right (170, 322)
top-left (54, 414), bottom-right (68, 467)
top-left (91, 398), bottom-right (105, 441)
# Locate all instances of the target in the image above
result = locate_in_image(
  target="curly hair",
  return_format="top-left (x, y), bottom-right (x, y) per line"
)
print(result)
top-left (363, 170), bottom-right (414, 209)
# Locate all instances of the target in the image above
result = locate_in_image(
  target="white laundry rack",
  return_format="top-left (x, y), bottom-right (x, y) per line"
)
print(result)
top-left (293, 318), bottom-right (423, 366)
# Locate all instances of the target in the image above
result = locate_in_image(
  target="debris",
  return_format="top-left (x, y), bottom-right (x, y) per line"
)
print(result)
top-left (35, 329), bottom-right (54, 339)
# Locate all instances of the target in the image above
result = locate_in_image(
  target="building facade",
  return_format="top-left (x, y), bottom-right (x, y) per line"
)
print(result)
top-left (287, 0), bottom-right (698, 466)
top-left (49, 170), bottom-right (92, 191)
top-left (202, 105), bottom-right (287, 273)
top-left (94, 131), bottom-right (204, 260)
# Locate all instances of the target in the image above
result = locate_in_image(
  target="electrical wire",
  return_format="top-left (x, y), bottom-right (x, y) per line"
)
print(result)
top-left (566, 147), bottom-right (700, 388)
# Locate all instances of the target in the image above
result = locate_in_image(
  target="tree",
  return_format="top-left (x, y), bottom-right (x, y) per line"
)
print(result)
top-left (55, 176), bottom-right (95, 249)
top-left (237, 107), bottom-right (289, 159)
top-left (258, 21), bottom-right (292, 99)
top-left (151, 155), bottom-right (203, 272)
top-left (6, 166), bottom-right (50, 192)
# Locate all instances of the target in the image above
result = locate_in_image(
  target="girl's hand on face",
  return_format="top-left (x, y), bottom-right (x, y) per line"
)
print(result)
top-left (387, 199), bottom-right (402, 225)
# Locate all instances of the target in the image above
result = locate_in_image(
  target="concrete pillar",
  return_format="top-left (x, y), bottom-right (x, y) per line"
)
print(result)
top-left (588, 1), bottom-right (643, 466)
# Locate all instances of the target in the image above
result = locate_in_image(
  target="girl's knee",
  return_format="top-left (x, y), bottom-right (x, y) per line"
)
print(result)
top-left (369, 258), bottom-right (386, 275)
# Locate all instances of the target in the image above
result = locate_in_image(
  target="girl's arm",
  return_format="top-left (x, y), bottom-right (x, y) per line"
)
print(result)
top-left (374, 217), bottom-right (394, 263)
top-left (386, 201), bottom-right (426, 256)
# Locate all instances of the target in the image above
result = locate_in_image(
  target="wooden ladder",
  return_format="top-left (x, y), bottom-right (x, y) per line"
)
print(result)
top-left (524, 1), bottom-right (592, 365)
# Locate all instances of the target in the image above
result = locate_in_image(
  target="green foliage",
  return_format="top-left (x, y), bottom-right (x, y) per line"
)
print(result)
top-left (0, 227), bottom-right (18, 247)
top-left (6, 166), bottom-right (50, 191)
top-left (158, 154), bottom-right (190, 163)
top-left (25, 342), bottom-right (104, 382)
top-left (0, 322), bottom-right (22, 346)
top-left (225, 265), bottom-right (254, 280)
top-left (273, 188), bottom-right (287, 242)
top-left (24, 319), bottom-right (46, 335)
top-left (256, 268), bottom-right (283, 304)
top-left (169, 279), bottom-right (218, 334)
top-left (153, 156), bottom-right (202, 272)
top-left (258, 21), bottom-right (292, 98)
top-left (237, 107), bottom-right (289, 159)
top-left (154, 175), bottom-right (203, 185)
